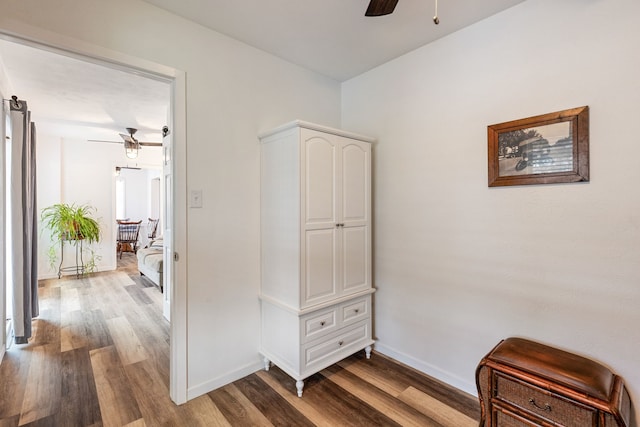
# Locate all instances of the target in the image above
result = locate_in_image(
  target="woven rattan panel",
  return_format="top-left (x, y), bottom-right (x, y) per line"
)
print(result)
top-left (495, 372), bottom-right (596, 426)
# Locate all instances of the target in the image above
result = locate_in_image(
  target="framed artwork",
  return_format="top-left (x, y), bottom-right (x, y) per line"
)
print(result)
top-left (488, 106), bottom-right (589, 187)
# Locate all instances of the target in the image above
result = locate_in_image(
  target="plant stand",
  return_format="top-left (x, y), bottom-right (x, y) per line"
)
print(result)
top-left (58, 239), bottom-right (85, 279)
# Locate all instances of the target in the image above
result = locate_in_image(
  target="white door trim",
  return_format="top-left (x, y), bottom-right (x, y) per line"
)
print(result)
top-left (0, 29), bottom-right (189, 404)
top-left (0, 91), bottom-right (7, 362)
top-left (169, 72), bottom-right (188, 403)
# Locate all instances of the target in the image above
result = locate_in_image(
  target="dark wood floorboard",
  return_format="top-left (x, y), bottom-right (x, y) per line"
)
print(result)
top-left (341, 351), bottom-right (480, 419)
top-left (320, 364), bottom-right (441, 426)
top-left (233, 374), bottom-right (315, 427)
top-left (0, 252), bottom-right (481, 426)
top-left (0, 351), bottom-right (30, 420)
top-left (208, 383), bottom-right (275, 426)
top-left (0, 414), bottom-right (20, 427)
top-left (59, 347), bottom-right (102, 427)
top-left (299, 372), bottom-right (402, 427)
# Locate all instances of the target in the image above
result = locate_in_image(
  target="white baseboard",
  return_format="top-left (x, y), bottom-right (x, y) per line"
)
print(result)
top-left (374, 342), bottom-right (477, 397)
top-left (5, 319), bottom-right (13, 350)
top-left (38, 272), bottom-right (59, 280)
top-left (38, 262), bottom-right (117, 281)
top-left (186, 359), bottom-right (264, 401)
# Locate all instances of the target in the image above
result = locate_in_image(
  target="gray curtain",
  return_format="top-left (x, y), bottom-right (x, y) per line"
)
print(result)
top-left (9, 98), bottom-right (38, 344)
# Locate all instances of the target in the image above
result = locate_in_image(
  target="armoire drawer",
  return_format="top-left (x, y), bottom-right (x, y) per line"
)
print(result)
top-left (494, 373), bottom-right (596, 427)
top-left (303, 321), bottom-right (369, 369)
top-left (301, 307), bottom-right (338, 343)
top-left (301, 294), bottom-right (371, 344)
top-left (341, 296), bottom-right (369, 325)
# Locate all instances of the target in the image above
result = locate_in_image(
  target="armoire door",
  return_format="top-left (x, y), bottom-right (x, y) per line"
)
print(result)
top-left (302, 132), bottom-right (338, 307)
top-left (339, 139), bottom-right (371, 296)
top-left (301, 131), bottom-right (371, 307)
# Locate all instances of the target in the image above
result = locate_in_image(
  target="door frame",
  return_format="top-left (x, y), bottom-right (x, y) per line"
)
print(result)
top-left (0, 31), bottom-right (188, 404)
top-left (0, 91), bottom-right (7, 362)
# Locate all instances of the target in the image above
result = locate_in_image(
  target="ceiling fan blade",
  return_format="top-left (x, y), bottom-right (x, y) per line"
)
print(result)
top-left (119, 133), bottom-right (134, 143)
top-left (120, 132), bottom-right (160, 146)
top-left (365, 0), bottom-right (398, 16)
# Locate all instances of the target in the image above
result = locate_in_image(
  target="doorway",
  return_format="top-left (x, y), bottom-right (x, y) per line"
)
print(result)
top-left (114, 165), bottom-right (163, 249)
top-left (0, 34), bottom-right (187, 403)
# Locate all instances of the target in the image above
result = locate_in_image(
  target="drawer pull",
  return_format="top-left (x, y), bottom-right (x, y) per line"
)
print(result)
top-left (354, 309), bottom-right (359, 313)
top-left (338, 340), bottom-right (344, 346)
top-left (529, 398), bottom-right (552, 412)
top-left (320, 321), bottom-right (326, 326)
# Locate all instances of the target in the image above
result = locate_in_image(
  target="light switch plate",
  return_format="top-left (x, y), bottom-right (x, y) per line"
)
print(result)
top-left (190, 189), bottom-right (203, 208)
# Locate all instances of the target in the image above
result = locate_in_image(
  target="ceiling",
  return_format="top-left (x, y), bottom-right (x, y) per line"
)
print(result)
top-left (0, 40), bottom-right (170, 144)
top-left (0, 0), bottom-right (525, 143)
top-left (142, 0), bottom-right (526, 81)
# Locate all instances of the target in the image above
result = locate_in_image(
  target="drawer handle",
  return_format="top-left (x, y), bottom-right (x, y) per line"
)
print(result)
top-left (529, 398), bottom-right (552, 412)
top-left (320, 321), bottom-right (326, 326)
top-left (354, 309), bottom-right (359, 313)
top-left (338, 340), bottom-right (344, 346)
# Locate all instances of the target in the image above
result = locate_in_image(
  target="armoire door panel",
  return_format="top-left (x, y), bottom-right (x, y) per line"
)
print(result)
top-left (341, 226), bottom-right (369, 293)
top-left (341, 143), bottom-right (368, 223)
top-left (305, 137), bottom-right (335, 225)
top-left (304, 228), bottom-right (337, 304)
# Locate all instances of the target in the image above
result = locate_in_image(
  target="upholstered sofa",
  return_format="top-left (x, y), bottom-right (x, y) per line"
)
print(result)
top-left (137, 239), bottom-right (163, 290)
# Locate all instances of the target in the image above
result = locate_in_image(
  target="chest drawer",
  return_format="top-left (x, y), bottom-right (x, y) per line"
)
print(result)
top-left (303, 321), bottom-right (369, 370)
top-left (494, 373), bottom-right (596, 427)
top-left (301, 307), bottom-right (338, 343)
top-left (493, 406), bottom-right (541, 427)
top-left (301, 294), bottom-right (371, 344)
top-left (341, 296), bottom-right (369, 325)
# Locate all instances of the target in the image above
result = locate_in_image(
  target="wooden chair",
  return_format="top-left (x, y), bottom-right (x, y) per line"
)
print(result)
top-left (116, 220), bottom-right (142, 258)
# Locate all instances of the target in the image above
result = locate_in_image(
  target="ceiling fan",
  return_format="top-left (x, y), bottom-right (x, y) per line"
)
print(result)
top-left (365, 0), bottom-right (399, 16)
top-left (365, 0), bottom-right (440, 24)
top-left (89, 127), bottom-right (162, 159)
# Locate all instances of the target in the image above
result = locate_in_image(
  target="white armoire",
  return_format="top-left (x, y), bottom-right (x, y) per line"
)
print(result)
top-left (259, 120), bottom-right (374, 397)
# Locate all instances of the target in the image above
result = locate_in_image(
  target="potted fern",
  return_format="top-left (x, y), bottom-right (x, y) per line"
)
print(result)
top-left (41, 203), bottom-right (102, 275)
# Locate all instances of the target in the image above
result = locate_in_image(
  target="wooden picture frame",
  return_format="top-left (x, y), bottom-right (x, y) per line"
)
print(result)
top-left (488, 106), bottom-right (589, 187)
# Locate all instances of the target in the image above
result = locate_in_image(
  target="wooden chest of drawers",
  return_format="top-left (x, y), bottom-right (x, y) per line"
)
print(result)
top-left (476, 338), bottom-right (631, 427)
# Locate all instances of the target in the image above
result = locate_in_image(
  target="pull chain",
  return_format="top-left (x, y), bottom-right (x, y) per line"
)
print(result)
top-left (433, 0), bottom-right (439, 24)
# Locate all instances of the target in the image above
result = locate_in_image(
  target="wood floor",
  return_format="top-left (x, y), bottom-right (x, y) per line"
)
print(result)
top-left (0, 253), bottom-right (481, 426)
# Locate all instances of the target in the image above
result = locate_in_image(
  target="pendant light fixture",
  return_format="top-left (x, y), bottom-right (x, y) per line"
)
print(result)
top-left (124, 127), bottom-right (140, 159)
top-left (125, 139), bottom-right (139, 159)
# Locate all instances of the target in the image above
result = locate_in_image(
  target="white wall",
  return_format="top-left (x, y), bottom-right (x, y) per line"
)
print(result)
top-left (0, 0), bottom-right (342, 399)
top-left (0, 54), bottom-right (12, 97)
top-left (119, 168), bottom-right (159, 223)
top-left (342, 0), bottom-right (640, 422)
top-left (36, 133), bottom-right (61, 277)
